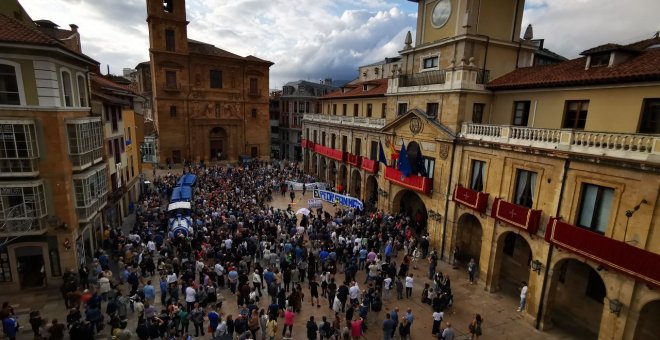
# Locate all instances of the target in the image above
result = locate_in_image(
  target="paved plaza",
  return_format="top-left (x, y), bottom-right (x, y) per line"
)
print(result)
top-left (2, 168), bottom-right (576, 340)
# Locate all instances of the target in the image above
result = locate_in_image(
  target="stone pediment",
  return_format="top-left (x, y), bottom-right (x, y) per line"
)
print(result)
top-left (381, 109), bottom-right (455, 142)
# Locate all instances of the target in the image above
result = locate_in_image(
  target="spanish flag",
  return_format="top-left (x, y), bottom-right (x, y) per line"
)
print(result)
top-left (385, 137), bottom-right (398, 165)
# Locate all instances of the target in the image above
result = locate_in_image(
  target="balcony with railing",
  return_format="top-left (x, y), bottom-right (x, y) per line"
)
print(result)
top-left (303, 114), bottom-right (386, 129)
top-left (389, 67), bottom-right (490, 94)
top-left (0, 183), bottom-right (48, 236)
top-left (460, 122), bottom-right (660, 162)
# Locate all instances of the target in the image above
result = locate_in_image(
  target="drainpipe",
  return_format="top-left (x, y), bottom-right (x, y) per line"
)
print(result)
top-left (440, 137), bottom-right (458, 260)
top-left (535, 158), bottom-right (569, 329)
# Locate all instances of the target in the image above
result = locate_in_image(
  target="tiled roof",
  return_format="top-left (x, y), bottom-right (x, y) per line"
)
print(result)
top-left (0, 14), bottom-right (57, 45)
top-left (144, 120), bottom-right (157, 136)
top-left (188, 39), bottom-right (273, 65)
top-left (488, 37), bottom-right (660, 90)
top-left (53, 28), bottom-right (75, 40)
top-left (320, 78), bottom-right (388, 99)
top-left (0, 14), bottom-right (97, 64)
top-left (90, 73), bottom-right (135, 94)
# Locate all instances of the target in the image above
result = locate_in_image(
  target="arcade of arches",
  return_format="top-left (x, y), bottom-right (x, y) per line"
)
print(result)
top-left (392, 189), bottom-right (428, 236)
top-left (455, 213), bottom-right (483, 265)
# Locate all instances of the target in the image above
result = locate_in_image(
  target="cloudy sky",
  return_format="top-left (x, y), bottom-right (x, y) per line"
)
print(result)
top-left (19, 0), bottom-right (660, 88)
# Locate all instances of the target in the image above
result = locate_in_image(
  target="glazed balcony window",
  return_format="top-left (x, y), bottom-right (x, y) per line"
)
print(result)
top-left (66, 118), bottom-right (103, 170)
top-left (73, 164), bottom-right (108, 222)
top-left (0, 121), bottom-right (39, 176)
top-left (0, 182), bottom-right (47, 235)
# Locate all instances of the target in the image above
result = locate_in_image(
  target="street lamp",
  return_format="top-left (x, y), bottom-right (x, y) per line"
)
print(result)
top-left (609, 298), bottom-right (623, 317)
top-left (531, 259), bottom-right (543, 275)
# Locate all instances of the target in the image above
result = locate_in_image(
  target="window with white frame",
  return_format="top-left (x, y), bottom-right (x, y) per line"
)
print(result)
top-left (577, 183), bottom-right (614, 234)
top-left (0, 121), bottom-right (39, 174)
top-left (141, 140), bottom-right (156, 163)
top-left (73, 164), bottom-right (108, 221)
top-left (77, 74), bottom-right (87, 107)
top-left (66, 119), bottom-right (103, 168)
top-left (514, 169), bottom-right (537, 208)
top-left (0, 63), bottom-right (21, 105)
top-left (0, 183), bottom-right (47, 233)
top-left (423, 157), bottom-right (435, 179)
top-left (61, 70), bottom-right (73, 107)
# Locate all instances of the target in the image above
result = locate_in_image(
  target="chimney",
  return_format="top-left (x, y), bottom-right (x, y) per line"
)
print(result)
top-left (69, 24), bottom-right (78, 33)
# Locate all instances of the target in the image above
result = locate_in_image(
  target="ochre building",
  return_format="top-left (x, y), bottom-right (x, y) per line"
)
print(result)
top-left (146, 0), bottom-right (273, 164)
top-left (302, 1), bottom-right (660, 339)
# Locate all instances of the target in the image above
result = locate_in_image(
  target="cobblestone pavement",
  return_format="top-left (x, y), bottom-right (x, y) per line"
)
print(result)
top-left (4, 167), bottom-right (577, 340)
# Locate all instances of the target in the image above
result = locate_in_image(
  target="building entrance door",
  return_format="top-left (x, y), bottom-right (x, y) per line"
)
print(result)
top-left (15, 246), bottom-right (46, 288)
top-left (210, 139), bottom-right (224, 160)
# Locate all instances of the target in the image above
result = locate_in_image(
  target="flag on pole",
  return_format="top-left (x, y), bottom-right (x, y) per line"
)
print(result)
top-left (397, 140), bottom-right (412, 177)
top-left (378, 141), bottom-right (387, 165)
top-left (415, 146), bottom-right (428, 177)
top-left (385, 137), bottom-right (398, 165)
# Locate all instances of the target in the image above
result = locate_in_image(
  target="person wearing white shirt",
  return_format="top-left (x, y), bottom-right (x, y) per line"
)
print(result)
top-left (405, 274), bottom-right (414, 298)
top-left (518, 281), bottom-right (528, 312)
top-left (348, 283), bottom-right (360, 305)
top-left (383, 277), bottom-right (392, 300)
top-left (167, 272), bottom-right (178, 285)
top-left (147, 240), bottom-right (156, 254)
top-left (185, 285), bottom-right (196, 311)
top-left (432, 311), bottom-right (444, 335)
top-left (224, 238), bottom-right (232, 249)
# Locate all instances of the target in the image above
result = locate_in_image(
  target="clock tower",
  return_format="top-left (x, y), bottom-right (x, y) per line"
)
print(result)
top-left (387, 0), bottom-right (534, 133)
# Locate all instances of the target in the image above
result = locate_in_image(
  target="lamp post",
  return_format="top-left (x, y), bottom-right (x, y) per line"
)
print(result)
top-left (609, 298), bottom-right (623, 317)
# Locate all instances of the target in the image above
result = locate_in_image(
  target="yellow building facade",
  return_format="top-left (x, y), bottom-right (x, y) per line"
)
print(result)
top-left (303, 1), bottom-right (660, 339)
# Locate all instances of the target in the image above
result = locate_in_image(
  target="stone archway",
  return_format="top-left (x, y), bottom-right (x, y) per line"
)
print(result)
top-left (328, 160), bottom-right (336, 186)
top-left (339, 164), bottom-right (348, 190)
top-left (545, 258), bottom-right (605, 339)
top-left (393, 189), bottom-right (428, 235)
top-left (456, 213), bottom-right (483, 265)
top-left (492, 231), bottom-right (532, 297)
top-left (365, 175), bottom-right (378, 210)
top-left (350, 169), bottom-right (362, 198)
top-left (634, 299), bottom-right (660, 340)
top-left (209, 126), bottom-right (227, 161)
top-left (319, 157), bottom-right (327, 181)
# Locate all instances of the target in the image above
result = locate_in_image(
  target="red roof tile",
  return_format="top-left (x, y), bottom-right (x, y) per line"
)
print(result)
top-left (488, 38), bottom-right (660, 90)
top-left (90, 73), bottom-right (135, 94)
top-left (320, 78), bottom-right (388, 99)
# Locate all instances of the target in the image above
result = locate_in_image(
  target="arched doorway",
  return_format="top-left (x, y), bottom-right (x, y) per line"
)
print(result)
top-left (319, 157), bottom-right (326, 181)
top-left (311, 153), bottom-right (318, 176)
top-left (456, 213), bottom-right (483, 265)
top-left (393, 189), bottom-right (428, 235)
top-left (15, 246), bottom-right (46, 288)
top-left (493, 232), bottom-right (532, 296)
top-left (339, 164), bottom-right (348, 190)
top-left (406, 141), bottom-right (424, 175)
top-left (328, 160), bottom-right (336, 186)
top-left (365, 175), bottom-right (378, 210)
top-left (209, 127), bottom-right (227, 161)
top-left (634, 300), bottom-right (660, 340)
top-left (350, 169), bottom-right (362, 198)
top-left (546, 258), bottom-right (605, 339)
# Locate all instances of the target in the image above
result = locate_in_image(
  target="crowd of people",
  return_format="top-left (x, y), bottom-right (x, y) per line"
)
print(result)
top-left (3, 161), bottom-right (468, 340)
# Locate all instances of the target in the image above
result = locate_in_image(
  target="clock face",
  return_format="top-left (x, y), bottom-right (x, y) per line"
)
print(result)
top-left (431, 0), bottom-right (452, 28)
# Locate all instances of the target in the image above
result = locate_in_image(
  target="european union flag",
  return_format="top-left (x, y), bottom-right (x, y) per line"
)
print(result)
top-left (416, 146), bottom-right (428, 177)
top-left (378, 141), bottom-right (387, 165)
top-left (397, 141), bottom-right (412, 177)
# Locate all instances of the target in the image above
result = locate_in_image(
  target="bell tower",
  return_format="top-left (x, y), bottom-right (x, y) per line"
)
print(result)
top-left (146, 0), bottom-right (189, 54)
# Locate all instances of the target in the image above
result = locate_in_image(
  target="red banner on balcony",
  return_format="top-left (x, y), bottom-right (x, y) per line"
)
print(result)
top-left (452, 184), bottom-right (489, 213)
top-left (361, 158), bottom-right (378, 173)
top-left (491, 198), bottom-right (542, 234)
top-left (384, 166), bottom-right (432, 194)
top-left (301, 139), bottom-right (308, 149)
top-left (545, 218), bottom-right (660, 288)
top-left (314, 144), bottom-right (346, 162)
top-left (347, 154), bottom-right (362, 167)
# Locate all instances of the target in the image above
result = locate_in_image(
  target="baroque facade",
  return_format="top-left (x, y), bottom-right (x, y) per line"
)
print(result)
top-left (302, 1), bottom-right (660, 339)
top-left (147, 0), bottom-right (273, 164)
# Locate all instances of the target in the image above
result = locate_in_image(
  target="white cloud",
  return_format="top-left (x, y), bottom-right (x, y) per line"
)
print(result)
top-left (17, 0), bottom-right (660, 88)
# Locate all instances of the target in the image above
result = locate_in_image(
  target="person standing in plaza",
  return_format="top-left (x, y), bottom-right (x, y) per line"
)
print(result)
top-left (468, 258), bottom-right (477, 284)
top-left (382, 313), bottom-right (395, 340)
top-left (307, 316), bottom-right (319, 340)
top-left (351, 317), bottom-right (363, 340)
top-left (431, 310), bottom-right (443, 336)
top-left (518, 281), bottom-right (528, 312)
top-left (191, 302), bottom-right (205, 337)
top-left (440, 322), bottom-right (455, 340)
top-left (282, 306), bottom-right (295, 337)
top-left (405, 274), bottom-right (414, 298)
top-left (468, 314), bottom-right (483, 339)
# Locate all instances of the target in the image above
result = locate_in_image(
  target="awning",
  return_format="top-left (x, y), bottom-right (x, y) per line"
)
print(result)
top-left (491, 198), bottom-right (542, 234)
top-left (361, 158), bottom-right (378, 173)
top-left (453, 184), bottom-right (489, 213)
top-left (347, 154), bottom-right (362, 167)
top-left (384, 166), bottom-right (432, 194)
top-left (314, 144), bottom-right (346, 162)
top-left (545, 217), bottom-right (660, 288)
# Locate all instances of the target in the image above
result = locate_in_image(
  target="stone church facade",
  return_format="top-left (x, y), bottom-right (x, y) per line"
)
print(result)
top-left (146, 0), bottom-right (273, 164)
